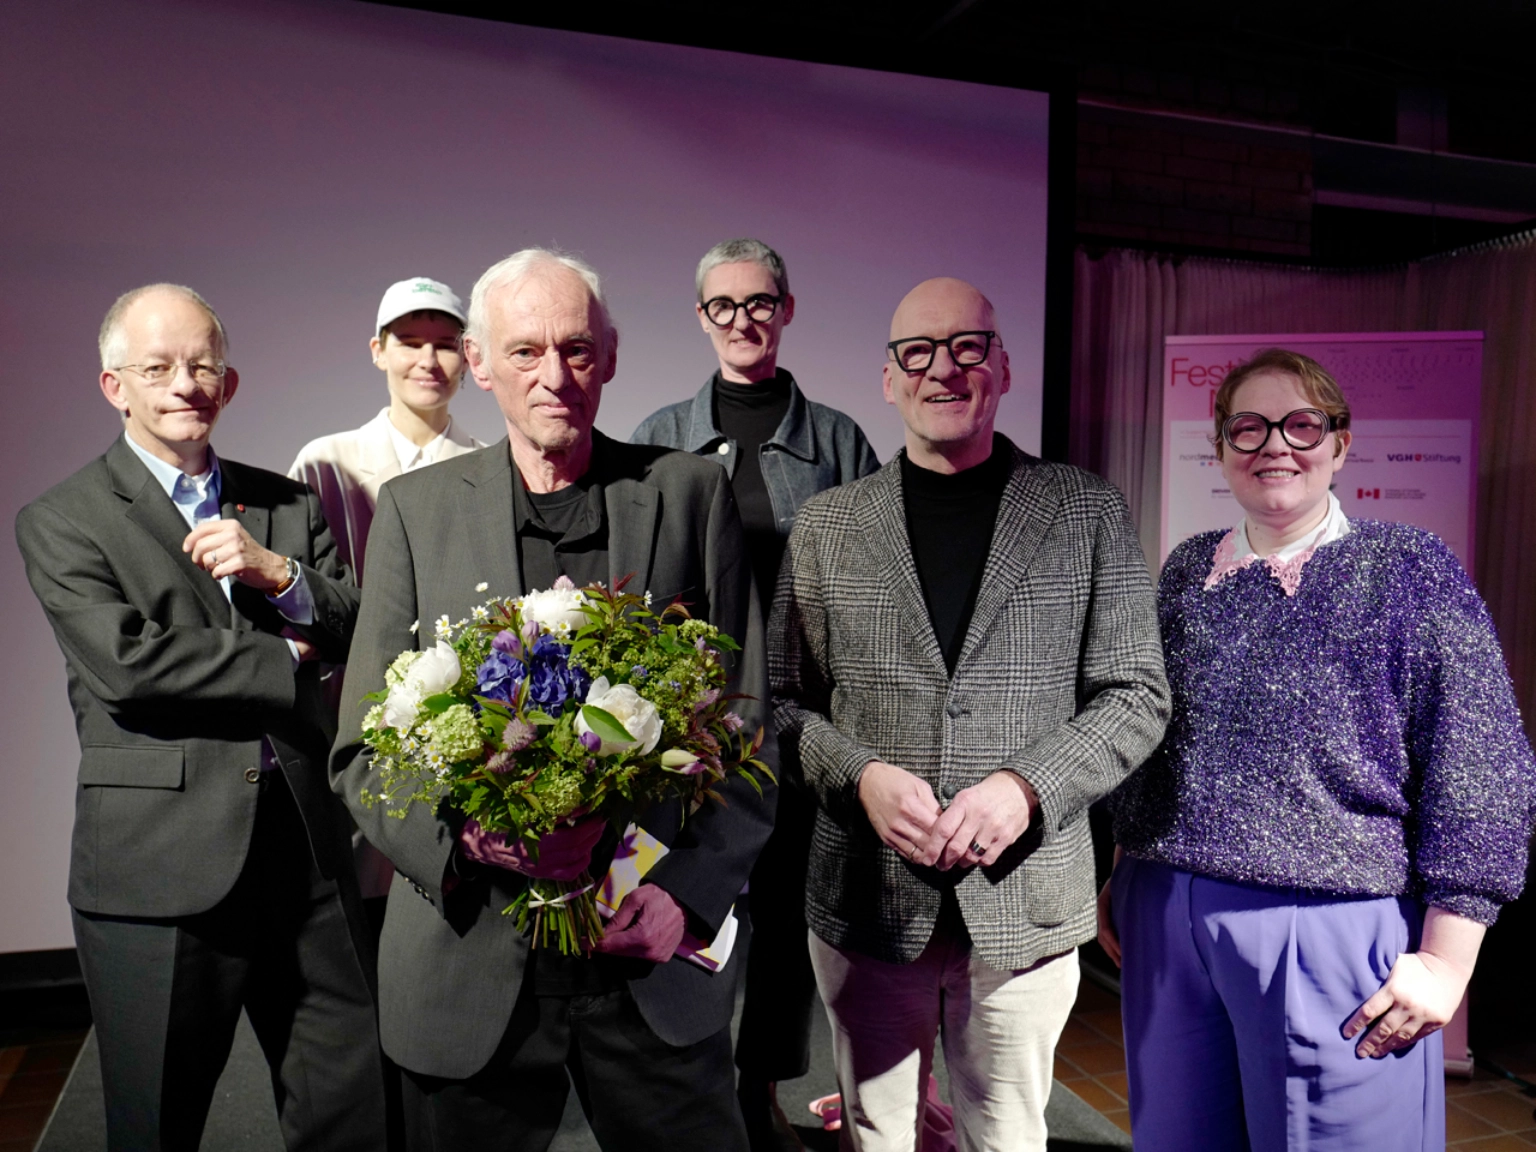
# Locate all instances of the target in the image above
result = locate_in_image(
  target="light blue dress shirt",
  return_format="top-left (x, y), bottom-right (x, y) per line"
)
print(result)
top-left (123, 433), bottom-right (315, 772)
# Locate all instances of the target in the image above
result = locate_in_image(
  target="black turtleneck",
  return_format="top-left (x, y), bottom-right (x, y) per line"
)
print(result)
top-left (713, 372), bottom-right (792, 607)
top-left (900, 437), bottom-right (1011, 676)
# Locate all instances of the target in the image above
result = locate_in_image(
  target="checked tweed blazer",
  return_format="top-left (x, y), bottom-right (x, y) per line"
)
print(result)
top-left (770, 440), bottom-right (1169, 971)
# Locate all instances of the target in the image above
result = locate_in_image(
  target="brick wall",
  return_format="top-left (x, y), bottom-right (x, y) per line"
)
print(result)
top-left (1076, 110), bottom-right (1315, 256)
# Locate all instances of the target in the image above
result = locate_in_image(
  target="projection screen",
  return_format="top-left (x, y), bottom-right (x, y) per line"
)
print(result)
top-left (0, 0), bottom-right (1052, 952)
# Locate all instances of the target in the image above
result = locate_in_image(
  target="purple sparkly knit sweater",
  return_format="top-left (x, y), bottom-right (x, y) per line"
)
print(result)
top-left (1112, 519), bottom-right (1536, 924)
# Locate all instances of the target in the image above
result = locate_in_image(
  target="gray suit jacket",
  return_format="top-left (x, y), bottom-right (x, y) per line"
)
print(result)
top-left (16, 435), bottom-right (360, 918)
top-left (769, 441), bottom-right (1169, 970)
top-left (329, 433), bottom-right (776, 1078)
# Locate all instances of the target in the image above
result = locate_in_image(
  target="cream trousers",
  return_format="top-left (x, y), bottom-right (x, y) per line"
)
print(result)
top-left (809, 928), bottom-right (1078, 1152)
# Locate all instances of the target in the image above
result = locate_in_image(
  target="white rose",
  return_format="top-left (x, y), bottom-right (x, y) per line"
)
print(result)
top-left (381, 641), bottom-right (461, 729)
top-left (575, 676), bottom-right (662, 756)
top-left (519, 585), bottom-right (590, 635)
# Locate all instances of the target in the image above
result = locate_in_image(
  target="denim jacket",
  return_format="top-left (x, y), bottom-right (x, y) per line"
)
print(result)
top-left (630, 371), bottom-right (880, 538)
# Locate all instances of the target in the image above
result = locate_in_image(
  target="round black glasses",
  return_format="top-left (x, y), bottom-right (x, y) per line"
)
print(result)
top-left (886, 330), bottom-right (998, 374)
top-left (1221, 408), bottom-right (1344, 454)
top-left (702, 294), bottom-right (782, 328)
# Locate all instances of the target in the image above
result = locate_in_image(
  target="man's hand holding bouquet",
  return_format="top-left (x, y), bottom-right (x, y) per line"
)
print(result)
top-left (358, 576), bottom-right (770, 955)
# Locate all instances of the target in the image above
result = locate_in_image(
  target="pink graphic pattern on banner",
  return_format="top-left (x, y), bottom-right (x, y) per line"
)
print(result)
top-left (1160, 332), bottom-right (1482, 573)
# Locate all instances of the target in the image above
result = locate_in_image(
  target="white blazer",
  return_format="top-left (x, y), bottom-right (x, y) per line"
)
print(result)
top-left (288, 408), bottom-right (484, 587)
top-left (289, 408), bottom-right (484, 898)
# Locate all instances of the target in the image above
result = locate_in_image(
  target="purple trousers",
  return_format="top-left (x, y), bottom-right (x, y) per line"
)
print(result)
top-left (1112, 856), bottom-right (1444, 1152)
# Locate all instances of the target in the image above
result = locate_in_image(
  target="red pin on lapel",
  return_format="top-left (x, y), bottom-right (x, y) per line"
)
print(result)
top-left (236, 504), bottom-right (245, 512)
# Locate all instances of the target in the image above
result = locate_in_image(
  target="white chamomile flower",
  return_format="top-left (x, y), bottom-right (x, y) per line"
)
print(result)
top-left (435, 615), bottom-right (452, 638)
top-left (472, 606), bottom-right (489, 620)
top-left (644, 591), bottom-right (653, 607)
top-left (475, 582), bottom-right (489, 593)
top-left (409, 620), bottom-right (420, 634)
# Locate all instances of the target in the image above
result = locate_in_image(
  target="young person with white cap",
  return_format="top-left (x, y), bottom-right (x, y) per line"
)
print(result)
top-left (290, 276), bottom-right (485, 589)
top-left (290, 277), bottom-right (485, 915)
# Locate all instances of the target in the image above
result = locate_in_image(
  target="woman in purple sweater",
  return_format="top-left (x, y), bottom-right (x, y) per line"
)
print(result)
top-left (1100, 348), bottom-right (1536, 1151)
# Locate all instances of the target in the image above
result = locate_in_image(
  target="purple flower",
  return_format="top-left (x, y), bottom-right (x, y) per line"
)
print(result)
top-left (524, 633), bottom-right (591, 717)
top-left (491, 629), bottom-right (522, 657)
top-left (486, 750), bottom-right (517, 775)
top-left (476, 650), bottom-right (523, 704)
top-left (520, 619), bottom-right (540, 647)
top-left (722, 712), bottom-right (745, 734)
top-left (695, 638), bottom-right (707, 652)
top-left (631, 665), bottom-right (648, 681)
top-left (694, 688), bottom-right (721, 713)
top-left (502, 718), bottom-right (536, 752)
top-left (579, 730), bottom-right (601, 752)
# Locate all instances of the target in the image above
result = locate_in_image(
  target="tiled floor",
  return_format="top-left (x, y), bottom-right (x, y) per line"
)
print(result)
top-left (1057, 973), bottom-right (1536, 1148)
top-left (7, 974), bottom-right (1536, 1149)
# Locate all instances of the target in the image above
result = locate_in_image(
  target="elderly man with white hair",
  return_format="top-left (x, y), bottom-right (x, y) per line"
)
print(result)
top-left (330, 248), bottom-right (776, 1151)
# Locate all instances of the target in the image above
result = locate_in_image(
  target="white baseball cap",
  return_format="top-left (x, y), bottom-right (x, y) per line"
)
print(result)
top-left (375, 277), bottom-right (466, 333)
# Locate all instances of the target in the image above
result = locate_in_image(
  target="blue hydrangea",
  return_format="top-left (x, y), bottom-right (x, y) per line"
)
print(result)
top-left (475, 649), bottom-right (522, 704)
top-left (526, 633), bottom-right (591, 717)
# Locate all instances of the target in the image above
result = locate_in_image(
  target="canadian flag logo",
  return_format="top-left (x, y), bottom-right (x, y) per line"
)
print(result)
top-left (1357, 488), bottom-right (1381, 499)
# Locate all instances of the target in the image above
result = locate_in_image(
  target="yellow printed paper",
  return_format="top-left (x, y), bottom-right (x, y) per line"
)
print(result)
top-left (597, 823), bottom-right (739, 972)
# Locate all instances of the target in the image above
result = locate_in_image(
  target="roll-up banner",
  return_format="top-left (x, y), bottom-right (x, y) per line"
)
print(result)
top-left (1160, 332), bottom-right (1483, 574)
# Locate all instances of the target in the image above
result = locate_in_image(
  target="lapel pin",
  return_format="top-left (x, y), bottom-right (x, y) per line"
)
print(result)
top-left (236, 504), bottom-right (245, 512)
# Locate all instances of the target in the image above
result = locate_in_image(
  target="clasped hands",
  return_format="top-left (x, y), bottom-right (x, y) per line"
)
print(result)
top-left (857, 759), bottom-right (1038, 870)
top-left (458, 817), bottom-right (687, 963)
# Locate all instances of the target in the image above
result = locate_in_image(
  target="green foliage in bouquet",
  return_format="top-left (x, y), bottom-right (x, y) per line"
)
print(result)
top-left (358, 577), bottom-right (770, 953)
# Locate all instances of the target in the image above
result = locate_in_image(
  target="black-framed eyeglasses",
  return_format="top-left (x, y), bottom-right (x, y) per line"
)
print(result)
top-left (886, 330), bottom-right (998, 374)
top-left (1221, 408), bottom-right (1345, 454)
top-left (113, 360), bottom-right (228, 387)
top-left (702, 294), bottom-right (782, 328)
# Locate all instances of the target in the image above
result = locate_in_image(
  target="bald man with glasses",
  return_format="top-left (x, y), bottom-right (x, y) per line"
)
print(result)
top-left (769, 276), bottom-right (1168, 1152)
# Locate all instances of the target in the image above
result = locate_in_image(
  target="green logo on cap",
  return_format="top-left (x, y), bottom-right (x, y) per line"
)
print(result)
top-left (412, 282), bottom-right (438, 294)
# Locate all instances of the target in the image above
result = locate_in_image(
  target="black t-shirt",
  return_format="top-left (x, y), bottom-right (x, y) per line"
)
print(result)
top-left (899, 438), bottom-right (1012, 677)
top-left (518, 476), bottom-right (607, 590)
top-left (514, 474), bottom-right (621, 994)
top-left (713, 373), bottom-right (792, 612)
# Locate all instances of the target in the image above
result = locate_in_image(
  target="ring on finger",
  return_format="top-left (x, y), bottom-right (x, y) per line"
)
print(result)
top-left (209, 550), bottom-right (219, 566)
top-left (969, 839), bottom-right (986, 857)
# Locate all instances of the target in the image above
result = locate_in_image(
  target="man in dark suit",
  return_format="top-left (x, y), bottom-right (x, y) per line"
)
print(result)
top-left (16, 284), bottom-right (387, 1151)
top-left (770, 277), bottom-right (1169, 1151)
top-left (330, 249), bottom-right (776, 1152)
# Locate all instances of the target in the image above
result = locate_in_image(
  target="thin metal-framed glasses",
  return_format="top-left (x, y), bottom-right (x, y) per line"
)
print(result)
top-left (702, 294), bottom-right (782, 328)
top-left (113, 360), bottom-right (228, 387)
top-left (1221, 408), bottom-right (1343, 454)
top-left (886, 330), bottom-right (998, 374)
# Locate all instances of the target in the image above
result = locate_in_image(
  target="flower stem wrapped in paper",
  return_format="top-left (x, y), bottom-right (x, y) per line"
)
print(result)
top-left (358, 576), bottom-right (771, 954)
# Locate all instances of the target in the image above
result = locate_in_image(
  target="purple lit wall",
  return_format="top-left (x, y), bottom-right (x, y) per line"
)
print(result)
top-left (0, 0), bottom-right (1050, 952)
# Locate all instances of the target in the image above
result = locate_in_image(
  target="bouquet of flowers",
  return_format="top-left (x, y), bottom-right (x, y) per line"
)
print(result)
top-left (358, 576), bottom-right (770, 954)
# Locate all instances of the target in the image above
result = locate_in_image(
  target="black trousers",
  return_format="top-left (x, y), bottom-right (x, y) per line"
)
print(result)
top-left (734, 780), bottom-right (819, 1081)
top-left (73, 771), bottom-right (389, 1152)
top-left (402, 978), bottom-right (747, 1152)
